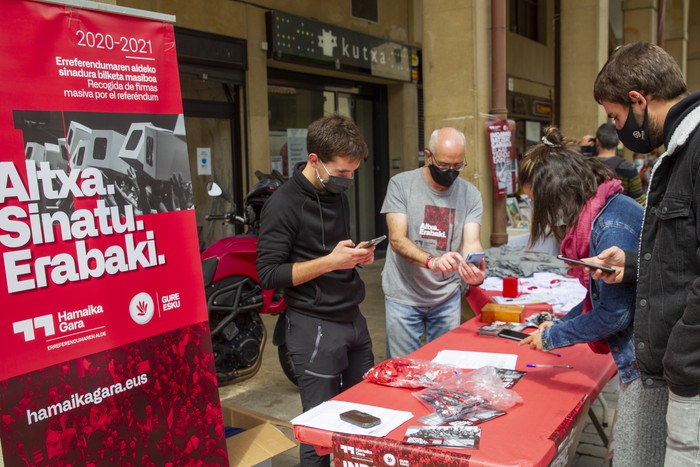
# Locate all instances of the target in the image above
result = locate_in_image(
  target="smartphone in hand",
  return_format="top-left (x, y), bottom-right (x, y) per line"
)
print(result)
top-left (361, 235), bottom-right (387, 248)
top-left (556, 255), bottom-right (615, 273)
top-left (465, 252), bottom-right (485, 266)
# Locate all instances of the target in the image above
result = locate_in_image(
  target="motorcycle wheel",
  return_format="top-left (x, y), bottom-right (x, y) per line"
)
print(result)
top-left (277, 344), bottom-right (298, 386)
top-left (207, 275), bottom-right (265, 386)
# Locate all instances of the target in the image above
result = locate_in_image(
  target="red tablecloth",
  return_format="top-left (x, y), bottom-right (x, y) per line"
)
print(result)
top-left (294, 317), bottom-right (616, 467)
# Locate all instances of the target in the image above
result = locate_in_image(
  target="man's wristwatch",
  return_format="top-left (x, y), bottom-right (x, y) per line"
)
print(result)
top-left (424, 255), bottom-right (434, 269)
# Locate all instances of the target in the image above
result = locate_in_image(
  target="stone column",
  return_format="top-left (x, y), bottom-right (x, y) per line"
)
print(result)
top-left (559, 0), bottom-right (609, 140)
top-left (422, 0), bottom-right (493, 247)
top-left (245, 5), bottom-right (271, 184)
top-left (622, 0), bottom-right (658, 43)
top-left (388, 83), bottom-right (419, 175)
top-left (663, 0), bottom-right (689, 78)
top-left (687, 2), bottom-right (700, 91)
top-left (620, 0), bottom-right (663, 159)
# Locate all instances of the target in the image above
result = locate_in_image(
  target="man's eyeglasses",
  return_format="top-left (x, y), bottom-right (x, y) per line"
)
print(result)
top-left (425, 148), bottom-right (467, 172)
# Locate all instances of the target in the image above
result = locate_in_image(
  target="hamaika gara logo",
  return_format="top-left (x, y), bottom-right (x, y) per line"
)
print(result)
top-left (129, 292), bottom-right (154, 325)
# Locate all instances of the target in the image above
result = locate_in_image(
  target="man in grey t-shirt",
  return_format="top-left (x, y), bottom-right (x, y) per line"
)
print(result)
top-left (381, 127), bottom-right (484, 358)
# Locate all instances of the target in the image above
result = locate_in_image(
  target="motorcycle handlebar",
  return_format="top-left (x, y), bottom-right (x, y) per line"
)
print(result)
top-left (205, 213), bottom-right (246, 225)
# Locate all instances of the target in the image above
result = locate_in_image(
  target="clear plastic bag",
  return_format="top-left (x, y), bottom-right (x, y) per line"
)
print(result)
top-left (413, 366), bottom-right (523, 423)
top-left (363, 357), bottom-right (466, 388)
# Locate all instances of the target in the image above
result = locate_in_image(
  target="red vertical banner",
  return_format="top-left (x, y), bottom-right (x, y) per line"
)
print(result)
top-left (486, 120), bottom-right (518, 197)
top-left (0, 1), bottom-right (227, 465)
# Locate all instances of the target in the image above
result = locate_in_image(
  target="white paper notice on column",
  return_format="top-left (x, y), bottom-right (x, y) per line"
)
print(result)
top-left (197, 147), bottom-right (212, 175)
top-left (287, 128), bottom-right (308, 168)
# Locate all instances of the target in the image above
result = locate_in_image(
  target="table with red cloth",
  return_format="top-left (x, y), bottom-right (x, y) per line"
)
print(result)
top-left (465, 283), bottom-right (558, 320)
top-left (293, 317), bottom-right (616, 467)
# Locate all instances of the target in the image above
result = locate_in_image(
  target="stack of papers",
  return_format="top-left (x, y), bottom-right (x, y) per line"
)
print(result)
top-left (480, 272), bottom-right (586, 313)
top-left (290, 401), bottom-right (413, 437)
top-left (432, 350), bottom-right (518, 370)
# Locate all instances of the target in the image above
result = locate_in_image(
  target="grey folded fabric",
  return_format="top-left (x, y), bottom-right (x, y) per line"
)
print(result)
top-left (483, 245), bottom-right (569, 278)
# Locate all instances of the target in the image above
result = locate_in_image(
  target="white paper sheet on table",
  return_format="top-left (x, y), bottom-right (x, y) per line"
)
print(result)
top-left (290, 400), bottom-right (413, 437)
top-left (479, 272), bottom-right (586, 313)
top-left (492, 295), bottom-right (547, 306)
top-left (432, 350), bottom-right (518, 370)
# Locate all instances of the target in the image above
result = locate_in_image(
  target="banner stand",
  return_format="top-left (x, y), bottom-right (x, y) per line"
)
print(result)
top-left (0, 1), bottom-right (228, 465)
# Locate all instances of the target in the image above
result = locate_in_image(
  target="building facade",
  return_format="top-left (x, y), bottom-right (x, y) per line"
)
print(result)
top-left (109, 0), bottom-right (699, 247)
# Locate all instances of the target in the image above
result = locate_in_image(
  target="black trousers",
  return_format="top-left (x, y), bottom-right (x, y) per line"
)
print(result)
top-left (285, 309), bottom-right (374, 467)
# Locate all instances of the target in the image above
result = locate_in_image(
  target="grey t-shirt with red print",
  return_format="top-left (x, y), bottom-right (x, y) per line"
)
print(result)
top-left (381, 167), bottom-right (483, 306)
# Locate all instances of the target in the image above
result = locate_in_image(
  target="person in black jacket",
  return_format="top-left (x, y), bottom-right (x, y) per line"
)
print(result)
top-left (584, 42), bottom-right (700, 466)
top-left (256, 114), bottom-right (376, 467)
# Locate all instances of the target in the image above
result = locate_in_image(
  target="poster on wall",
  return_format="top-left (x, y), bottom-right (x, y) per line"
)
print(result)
top-left (269, 130), bottom-right (287, 177)
top-left (286, 128), bottom-right (308, 172)
top-left (486, 120), bottom-right (518, 197)
top-left (0, 1), bottom-right (228, 465)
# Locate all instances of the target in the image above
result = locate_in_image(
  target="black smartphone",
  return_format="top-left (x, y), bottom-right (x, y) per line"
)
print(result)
top-left (339, 409), bottom-right (382, 428)
top-left (362, 235), bottom-right (387, 248)
top-left (556, 255), bottom-right (615, 273)
top-left (497, 329), bottom-right (530, 341)
top-left (465, 251), bottom-right (485, 266)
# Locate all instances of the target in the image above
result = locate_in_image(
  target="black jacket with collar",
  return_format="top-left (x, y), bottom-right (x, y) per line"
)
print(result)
top-left (256, 162), bottom-right (365, 322)
top-left (634, 91), bottom-right (700, 396)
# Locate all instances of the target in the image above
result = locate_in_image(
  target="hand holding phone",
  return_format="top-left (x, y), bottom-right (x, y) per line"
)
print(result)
top-left (556, 255), bottom-right (615, 273)
top-left (465, 252), bottom-right (485, 266)
top-left (361, 235), bottom-right (387, 248)
top-left (339, 409), bottom-right (382, 428)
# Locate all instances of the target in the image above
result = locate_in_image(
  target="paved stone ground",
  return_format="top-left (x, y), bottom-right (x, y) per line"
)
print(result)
top-left (219, 257), bottom-right (616, 466)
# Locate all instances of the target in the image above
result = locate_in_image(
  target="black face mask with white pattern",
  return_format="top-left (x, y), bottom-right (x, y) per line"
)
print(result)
top-left (617, 106), bottom-right (656, 154)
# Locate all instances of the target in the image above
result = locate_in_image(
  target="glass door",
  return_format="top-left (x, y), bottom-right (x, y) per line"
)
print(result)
top-left (336, 93), bottom-right (375, 243)
top-left (180, 76), bottom-right (242, 248)
top-left (268, 76), bottom-right (385, 243)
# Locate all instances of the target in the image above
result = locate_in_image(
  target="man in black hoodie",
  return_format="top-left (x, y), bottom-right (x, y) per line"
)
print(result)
top-left (584, 42), bottom-right (700, 465)
top-left (257, 114), bottom-right (376, 467)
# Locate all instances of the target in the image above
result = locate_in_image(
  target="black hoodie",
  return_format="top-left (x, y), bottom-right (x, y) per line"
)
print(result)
top-left (256, 162), bottom-right (365, 322)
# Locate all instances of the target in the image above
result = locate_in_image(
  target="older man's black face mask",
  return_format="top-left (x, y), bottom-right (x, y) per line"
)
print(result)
top-left (428, 164), bottom-right (460, 188)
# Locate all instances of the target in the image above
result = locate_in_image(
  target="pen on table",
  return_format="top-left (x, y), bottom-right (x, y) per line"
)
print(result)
top-left (526, 364), bottom-right (573, 369)
top-left (544, 350), bottom-right (562, 357)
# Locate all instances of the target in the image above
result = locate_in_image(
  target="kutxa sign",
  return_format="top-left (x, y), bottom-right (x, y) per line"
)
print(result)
top-left (266, 10), bottom-right (415, 82)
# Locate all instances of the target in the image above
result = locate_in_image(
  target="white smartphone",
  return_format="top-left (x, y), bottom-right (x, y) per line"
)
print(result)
top-left (465, 251), bottom-right (485, 266)
top-left (362, 235), bottom-right (387, 248)
top-left (556, 255), bottom-right (615, 273)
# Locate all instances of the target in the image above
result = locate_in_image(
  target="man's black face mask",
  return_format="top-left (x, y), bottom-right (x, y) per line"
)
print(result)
top-left (428, 164), bottom-right (460, 188)
top-left (617, 106), bottom-right (655, 154)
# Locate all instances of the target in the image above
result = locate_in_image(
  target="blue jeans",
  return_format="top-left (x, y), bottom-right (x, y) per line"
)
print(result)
top-left (665, 390), bottom-right (700, 466)
top-left (385, 290), bottom-right (461, 358)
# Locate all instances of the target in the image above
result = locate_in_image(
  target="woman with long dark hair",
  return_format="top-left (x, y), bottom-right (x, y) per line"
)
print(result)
top-left (518, 126), bottom-right (667, 466)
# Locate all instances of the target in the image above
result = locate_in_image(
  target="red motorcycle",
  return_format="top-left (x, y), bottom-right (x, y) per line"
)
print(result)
top-left (201, 171), bottom-right (296, 386)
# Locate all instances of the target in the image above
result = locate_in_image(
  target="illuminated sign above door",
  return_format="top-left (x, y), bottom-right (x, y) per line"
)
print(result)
top-left (266, 11), bottom-right (417, 82)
